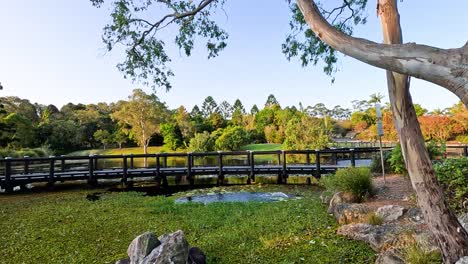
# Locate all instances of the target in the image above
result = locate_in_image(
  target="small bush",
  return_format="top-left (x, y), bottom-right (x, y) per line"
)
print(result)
top-left (389, 144), bottom-right (406, 175)
top-left (366, 212), bottom-right (383, 225)
top-left (426, 140), bottom-right (446, 160)
top-left (434, 157), bottom-right (468, 212)
top-left (403, 244), bottom-right (441, 264)
top-left (370, 151), bottom-right (392, 174)
top-left (320, 167), bottom-right (373, 202)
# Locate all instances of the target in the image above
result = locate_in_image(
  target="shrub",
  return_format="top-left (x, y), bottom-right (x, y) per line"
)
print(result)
top-left (434, 157), bottom-right (468, 212)
top-left (366, 213), bottom-right (383, 225)
top-left (426, 140), bottom-right (446, 160)
top-left (214, 126), bottom-right (249, 151)
top-left (455, 135), bottom-right (468, 144)
top-left (403, 243), bottom-right (441, 264)
top-left (320, 167), bottom-right (373, 202)
top-left (0, 147), bottom-right (52, 158)
top-left (188, 132), bottom-right (214, 152)
top-left (370, 151), bottom-right (392, 174)
top-left (389, 143), bottom-right (406, 175)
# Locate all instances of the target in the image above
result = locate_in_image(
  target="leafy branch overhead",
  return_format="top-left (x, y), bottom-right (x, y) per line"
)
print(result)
top-left (283, 0), bottom-right (368, 79)
top-left (92, 0), bottom-right (368, 89)
top-left (92, 0), bottom-right (229, 90)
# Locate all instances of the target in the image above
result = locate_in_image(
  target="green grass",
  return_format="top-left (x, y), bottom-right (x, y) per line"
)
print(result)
top-left (0, 185), bottom-right (375, 263)
top-left (240, 144), bottom-right (283, 151)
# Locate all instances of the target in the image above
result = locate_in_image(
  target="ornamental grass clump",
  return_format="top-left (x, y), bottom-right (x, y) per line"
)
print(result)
top-left (321, 167), bottom-right (373, 202)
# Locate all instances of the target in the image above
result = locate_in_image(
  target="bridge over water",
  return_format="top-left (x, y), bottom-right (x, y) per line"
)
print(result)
top-left (1, 146), bottom-right (466, 193)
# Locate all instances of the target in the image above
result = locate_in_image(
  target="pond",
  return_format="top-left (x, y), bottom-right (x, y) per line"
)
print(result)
top-left (175, 191), bottom-right (299, 204)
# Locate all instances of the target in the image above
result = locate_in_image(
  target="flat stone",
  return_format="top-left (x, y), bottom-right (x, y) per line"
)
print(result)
top-left (328, 192), bottom-right (358, 214)
top-left (337, 223), bottom-right (400, 251)
top-left (142, 230), bottom-right (189, 264)
top-left (376, 205), bottom-right (405, 222)
top-left (127, 232), bottom-right (161, 264)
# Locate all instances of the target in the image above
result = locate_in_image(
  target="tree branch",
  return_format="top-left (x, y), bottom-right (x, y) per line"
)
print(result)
top-left (296, 0), bottom-right (468, 106)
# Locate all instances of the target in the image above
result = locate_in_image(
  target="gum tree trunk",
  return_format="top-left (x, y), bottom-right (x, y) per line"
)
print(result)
top-left (377, 0), bottom-right (468, 262)
top-left (295, 0), bottom-right (468, 262)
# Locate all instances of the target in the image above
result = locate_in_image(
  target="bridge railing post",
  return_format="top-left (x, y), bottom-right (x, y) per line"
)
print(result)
top-left (122, 155), bottom-right (128, 184)
top-left (187, 153), bottom-right (194, 187)
top-left (315, 150), bottom-right (321, 178)
top-left (48, 156), bottom-right (55, 187)
top-left (464, 146), bottom-right (468, 157)
top-left (129, 154), bottom-right (134, 169)
top-left (306, 150), bottom-right (311, 165)
top-left (350, 149), bottom-right (356, 167)
top-left (23, 156), bottom-right (30, 175)
top-left (281, 150), bottom-right (287, 184)
top-left (218, 151), bottom-right (224, 186)
top-left (88, 155), bottom-right (97, 185)
top-left (60, 155), bottom-right (65, 173)
top-left (5, 157), bottom-right (12, 193)
top-left (248, 151), bottom-right (254, 184)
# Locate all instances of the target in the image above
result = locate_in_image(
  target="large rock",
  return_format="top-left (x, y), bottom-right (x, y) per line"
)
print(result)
top-left (188, 247), bottom-right (206, 264)
top-left (127, 232), bottom-right (161, 264)
top-left (328, 192), bottom-right (357, 213)
top-left (376, 205), bottom-right (405, 222)
top-left (375, 249), bottom-right (404, 264)
top-left (337, 223), bottom-right (400, 251)
top-left (142, 230), bottom-right (189, 264)
top-left (332, 203), bottom-right (371, 224)
top-left (458, 213), bottom-right (468, 232)
top-left (456, 257), bottom-right (468, 264)
top-left (405, 207), bottom-right (424, 223)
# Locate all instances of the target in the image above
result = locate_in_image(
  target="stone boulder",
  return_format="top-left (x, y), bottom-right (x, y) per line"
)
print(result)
top-left (456, 256), bottom-right (468, 264)
top-left (331, 203), bottom-right (371, 224)
top-left (337, 223), bottom-right (400, 251)
top-left (142, 230), bottom-right (189, 264)
top-left (374, 249), bottom-right (404, 264)
top-left (328, 192), bottom-right (358, 213)
top-left (376, 205), bottom-right (405, 223)
top-left (118, 230), bottom-right (202, 264)
top-left (188, 247), bottom-right (206, 264)
top-left (458, 213), bottom-right (468, 232)
top-left (405, 207), bottom-right (424, 223)
top-left (127, 232), bottom-right (161, 264)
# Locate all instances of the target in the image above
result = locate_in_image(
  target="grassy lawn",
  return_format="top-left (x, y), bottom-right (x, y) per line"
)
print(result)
top-left (68, 146), bottom-right (179, 156)
top-left (240, 143), bottom-right (283, 151)
top-left (0, 185), bottom-right (374, 264)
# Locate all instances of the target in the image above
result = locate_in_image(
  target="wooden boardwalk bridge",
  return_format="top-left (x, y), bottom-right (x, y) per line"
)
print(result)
top-left (1, 146), bottom-right (466, 193)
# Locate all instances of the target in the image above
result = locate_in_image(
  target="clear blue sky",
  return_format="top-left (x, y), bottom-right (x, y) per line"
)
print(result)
top-left (1, 0), bottom-right (467, 111)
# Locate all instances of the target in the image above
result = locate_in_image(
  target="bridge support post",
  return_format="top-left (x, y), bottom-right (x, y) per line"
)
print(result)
top-left (350, 149), bottom-right (356, 167)
top-left (217, 151), bottom-right (224, 186)
top-left (315, 150), bottom-right (321, 178)
top-left (4, 157), bottom-right (13, 193)
top-left (48, 156), bottom-right (55, 188)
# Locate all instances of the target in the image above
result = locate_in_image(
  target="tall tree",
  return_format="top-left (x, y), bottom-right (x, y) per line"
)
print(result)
top-left (217, 100), bottom-right (233, 119)
top-left (201, 96), bottom-right (218, 118)
top-left (233, 99), bottom-right (246, 114)
top-left (112, 89), bottom-right (168, 161)
top-left (265, 94), bottom-right (280, 108)
top-left (250, 104), bottom-right (259, 115)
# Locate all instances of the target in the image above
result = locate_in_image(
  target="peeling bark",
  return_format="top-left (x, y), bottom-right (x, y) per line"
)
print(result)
top-left (296, 0), bottom-right (468, 106)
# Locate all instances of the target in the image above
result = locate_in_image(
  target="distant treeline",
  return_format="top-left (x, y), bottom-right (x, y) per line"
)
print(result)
top-left (0, 89), bottom-right (466, 156)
